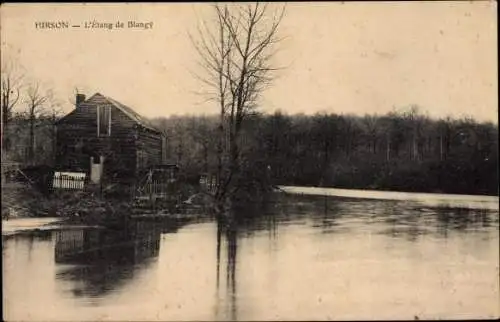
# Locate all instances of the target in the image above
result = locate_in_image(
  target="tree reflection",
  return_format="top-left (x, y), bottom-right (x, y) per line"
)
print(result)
top-left (316, 195), bottom-right (342, 231)
top-left (435, 206), bottom-right (494, 235)
top-left (380, 200), bottom-right (497, 240)
top-left (212, 197), bottom-right (289, 320)
top-left (214, 215), bottom-right (239, 321)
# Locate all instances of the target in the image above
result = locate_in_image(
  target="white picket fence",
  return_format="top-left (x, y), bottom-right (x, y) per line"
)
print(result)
top-left (52, 172), bottom-right (86, 190)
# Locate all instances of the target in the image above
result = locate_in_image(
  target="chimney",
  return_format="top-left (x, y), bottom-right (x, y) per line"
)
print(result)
top-left (75, 93), bottom-right (86, 107)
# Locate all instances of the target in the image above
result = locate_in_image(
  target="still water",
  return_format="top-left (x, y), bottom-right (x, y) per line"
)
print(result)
top-left (3, 192), bottom-right (499, 321)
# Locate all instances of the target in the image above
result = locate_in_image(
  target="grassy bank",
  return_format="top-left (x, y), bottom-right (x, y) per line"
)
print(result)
top-left (2, 183), bottom-right (133, 224)
top-left (1, 181), bottom-right (213, 226)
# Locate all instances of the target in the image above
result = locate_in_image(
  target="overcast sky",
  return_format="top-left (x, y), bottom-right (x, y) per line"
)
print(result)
top-left (1, 2), bottom-right (497, 122)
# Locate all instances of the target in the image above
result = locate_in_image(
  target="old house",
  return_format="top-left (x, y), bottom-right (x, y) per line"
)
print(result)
top-left (55, 93), bottom-right (166, 186)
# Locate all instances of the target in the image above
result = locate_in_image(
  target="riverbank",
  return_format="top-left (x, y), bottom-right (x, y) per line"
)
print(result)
top-left (2, 180), bottom-right (208, 218)
top-left (1, 208), bottom-right (210, 237)
top-left (2, 183), bottom-right (133, 220)
top-left (1, 217), bottom-right (63, 236)
top-left (279, 186), bottom-right (499, 210)
top-left (1, 181), bottom-right (215, 233)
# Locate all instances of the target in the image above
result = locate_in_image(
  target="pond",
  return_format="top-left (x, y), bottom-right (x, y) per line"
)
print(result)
top-left (3, 191), bottom-right (499, 321)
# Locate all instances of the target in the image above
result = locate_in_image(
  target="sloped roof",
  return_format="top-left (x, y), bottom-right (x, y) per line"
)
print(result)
top-left (57, 93), bottom-right (162, 134)
top-left (102, 94), bottom-right (161, 134)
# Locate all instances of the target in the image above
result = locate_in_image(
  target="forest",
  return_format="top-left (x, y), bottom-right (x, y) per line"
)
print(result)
top-left (2, 100), bottom-right (498, 196)
top-left (150, 105), bottom-right (498, 196)
top-left (2, 93), bottom-right (498, 198)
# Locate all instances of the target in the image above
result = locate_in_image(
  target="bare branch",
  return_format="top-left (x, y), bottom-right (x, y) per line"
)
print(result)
top-left (1, 59), bottom-right (25, 125)
top-left (191, 3), bottom-right (286, 207)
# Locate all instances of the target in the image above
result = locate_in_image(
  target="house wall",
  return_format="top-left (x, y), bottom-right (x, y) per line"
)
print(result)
top-left (56, 97), bottom-right (137, 181)
top-left (56, 94), bottom-right (165, 183)
top-left (135, 126), bottom-right (164, 177)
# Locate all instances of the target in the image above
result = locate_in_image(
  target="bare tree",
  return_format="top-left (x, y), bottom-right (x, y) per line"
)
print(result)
top-left (1, 60), bottom-right (24, 125)
top-left (187, 116), bottom-right (216, 174)
top-left (1, 59), bottom-right (24, 156)
top-left (191, 3), bottom-right (286, 211)
top-left (24, 82), bottom-right (50, 164)
top-left (361, 114), bottom-right (380, 154)
top-left (47, 97), bottom-right (64, 164)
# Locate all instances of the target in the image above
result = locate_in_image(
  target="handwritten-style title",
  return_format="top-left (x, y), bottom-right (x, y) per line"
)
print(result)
top-left (35, 20), bottom-right (153, 30)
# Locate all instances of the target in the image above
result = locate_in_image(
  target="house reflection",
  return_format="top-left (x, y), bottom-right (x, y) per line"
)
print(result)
top-left (54, 220), bottom-right (163, 298)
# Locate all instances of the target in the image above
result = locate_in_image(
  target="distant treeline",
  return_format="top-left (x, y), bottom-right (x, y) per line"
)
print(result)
top-left (151, 106), bottom-right (498, 196)
top-left (3, 105), bottom-right (498, 196)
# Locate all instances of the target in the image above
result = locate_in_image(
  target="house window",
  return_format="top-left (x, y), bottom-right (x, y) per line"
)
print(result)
top-left (137, 150), bottom-right (149, 169)
top-left (137, 150), bottom-right (143, 169)
top-left (97, 105), bottom-right (111, 137)
top-left (74, 139), bottom-right (84, 154)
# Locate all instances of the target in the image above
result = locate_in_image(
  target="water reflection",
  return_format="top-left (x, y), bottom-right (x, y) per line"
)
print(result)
top-left (280, 194), bottom-right (498, 241)
top-left (3, 193), bottom-right (498, 321)
top-left (435, 207), bottom-right (493, 231)
top-left (54, 220), bottom-right (183, 299)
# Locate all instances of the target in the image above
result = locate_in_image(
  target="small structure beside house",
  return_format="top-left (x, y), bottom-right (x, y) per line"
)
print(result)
top-left (199, 173), bottom-right (217, 194)
top-left (55, 93), bottom-right (167, 194)
top-left (134, 164), bottom-right (180, 206)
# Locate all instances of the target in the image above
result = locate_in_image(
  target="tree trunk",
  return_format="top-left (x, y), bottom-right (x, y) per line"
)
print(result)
top-left (386, 134), bottom-right (391, 162)
top-left (203, 141), bottom-right (209, 173)
top-left (413, 131), bottom-right (418, 161)
top-left (29, 115), bottom-right (35, 164)
top-left (439, 135), bottom-right (443, 161)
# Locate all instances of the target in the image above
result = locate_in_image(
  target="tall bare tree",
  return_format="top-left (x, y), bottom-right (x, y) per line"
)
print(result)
top-left (47, 97), bottom-right (64, 164)
top-left (192, 3), bottom-right (286, 211)
top-left (24, 82), bottom-right (50, 164)
top-left (361, 114), bottom-right (380, 154)
top-left (1, 59), bottom-right (24, 155)
top-left (1, 60), bottom-right (23, 125)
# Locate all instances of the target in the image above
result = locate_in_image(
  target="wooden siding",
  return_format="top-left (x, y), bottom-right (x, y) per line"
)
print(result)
top-left (135, 126), bottom-right (163, 176)
top-left (55, 94), bottom-right (163, 182)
